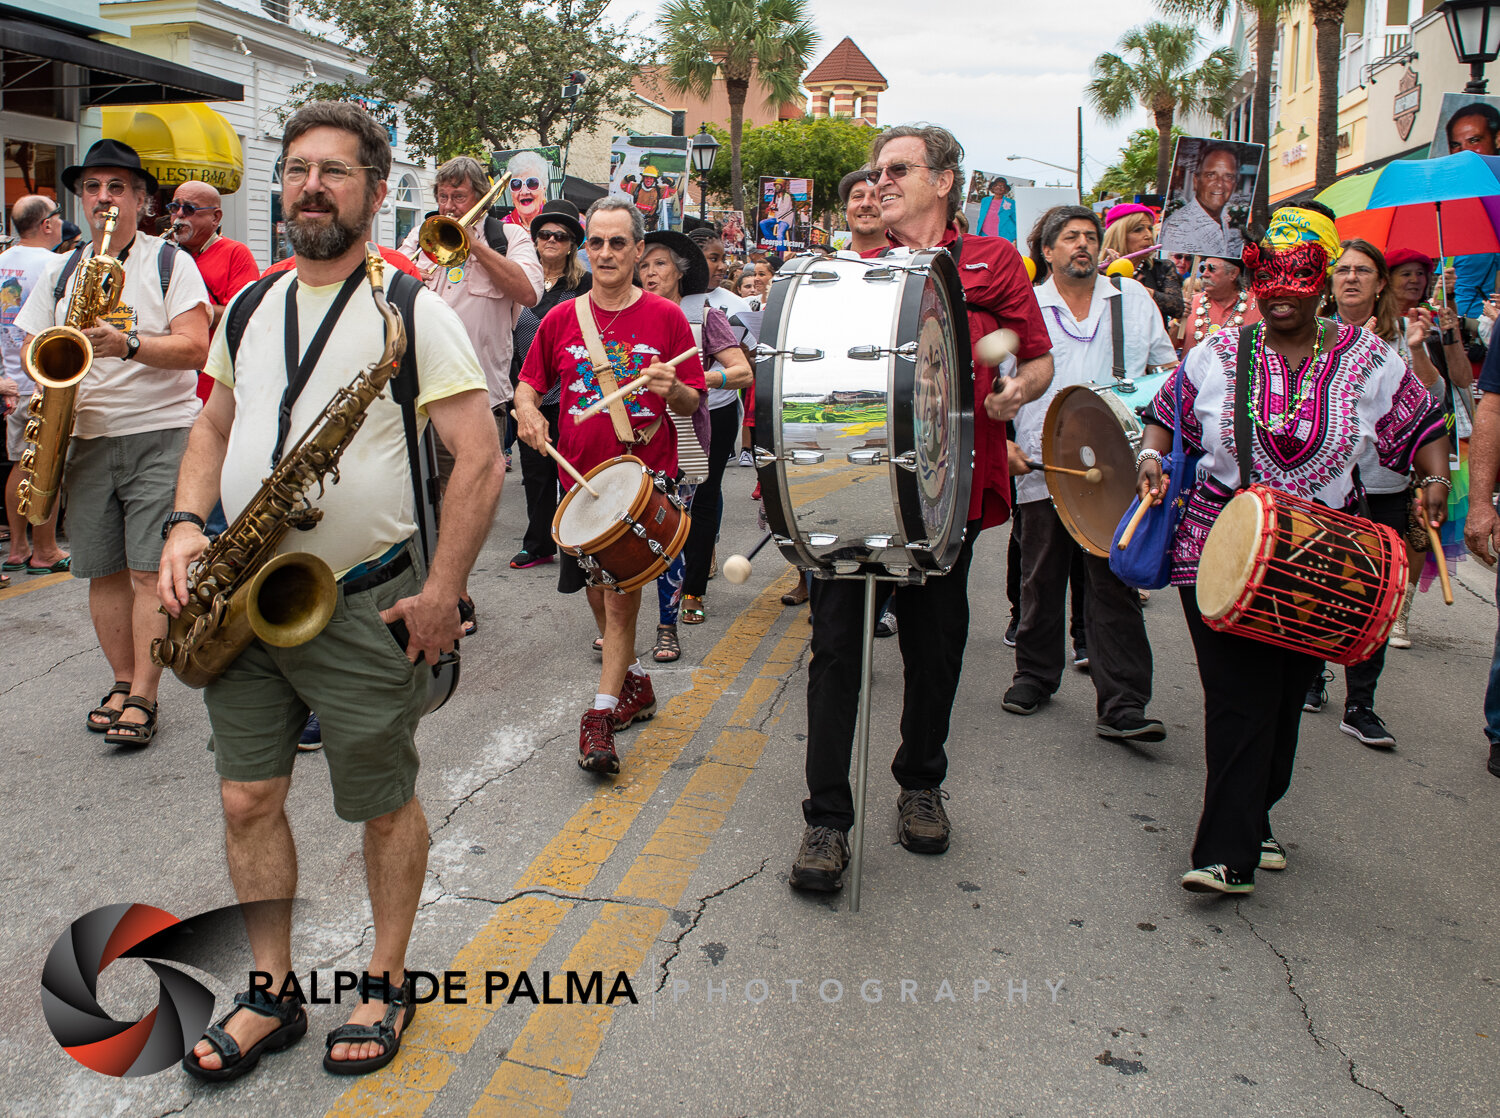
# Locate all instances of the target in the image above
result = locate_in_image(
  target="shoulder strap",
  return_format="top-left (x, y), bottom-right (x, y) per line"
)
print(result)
top-left (157, 241), bottom-right (179, 297)
top-left (1234, 324), bottom-right (1255, 491)
top-left (224, 273), bottom-right (284, 366)
top-left (1110, 275), bottom-right (1125, 381)
top-left (388, 270), bottom-right (437, 566)
top-left (573, 295), bottom-right (635, 444)
top-left (483, 215), bottom-right (509, 255)
top-left (53, 246), bottom-right (85, 300)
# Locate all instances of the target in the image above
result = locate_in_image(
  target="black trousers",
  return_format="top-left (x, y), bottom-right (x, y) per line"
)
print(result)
top-left (516, 403), bottom-right (561, 557)
top-left (1006, 514), bottom-right (1085, 640)
top-left (802, 521), bottom-right (979, 831)
top-left (1181, 587), bottom-right (1321, 874)
top-left (681, 403), bottom-right (741, 598)
top-left (1012, 501), bottom-right (1150, 720)
top-left (1310, 490), bottom-right (1410, 709)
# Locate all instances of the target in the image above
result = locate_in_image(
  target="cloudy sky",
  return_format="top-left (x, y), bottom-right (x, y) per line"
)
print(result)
top-left (605, 0), bottom-right (1234, 191)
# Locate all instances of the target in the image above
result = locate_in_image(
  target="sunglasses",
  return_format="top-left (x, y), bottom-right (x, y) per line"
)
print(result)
top-left (510, 177), bottom-right (542, 191)
top-left (166, 200), bottom-right (211, 216)
top-left (534, 228), bottom-right (574, 243)
top-left (586, 235), bottom-right (633, 251)
top-left (80, 179), bottom-right (131, 197)
top-left (872, 161), bottom-right (933, 182)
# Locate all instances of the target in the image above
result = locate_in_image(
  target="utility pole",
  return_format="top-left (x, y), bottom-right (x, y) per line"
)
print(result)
top-left (1077, 106), bottom-right (1084, 201)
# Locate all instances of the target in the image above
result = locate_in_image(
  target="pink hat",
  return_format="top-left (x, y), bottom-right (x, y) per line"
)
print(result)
top-left (1104, 202), bottom-right (1156, 229)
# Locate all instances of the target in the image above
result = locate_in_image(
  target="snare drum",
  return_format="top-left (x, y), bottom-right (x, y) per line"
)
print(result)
top-left (753, 248), bottom-right (973, 581)
top-left (1040, 384), bottom-right (1145, 557)
top-left (1197, 485), bottom-right (1407, 666)
top-left (551, 456), bottom-right (691, 594)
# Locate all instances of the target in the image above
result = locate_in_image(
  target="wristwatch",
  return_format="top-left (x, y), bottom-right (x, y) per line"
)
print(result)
top-left (161, 510), bottom-right (207, 539)
top-left (124, 330), bottom-right (141, 359)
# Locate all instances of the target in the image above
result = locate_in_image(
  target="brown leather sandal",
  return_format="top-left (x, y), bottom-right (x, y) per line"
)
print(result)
top-left (105, 696), bottom-right (158, 747)
top-left (87, 682), bottom-right (132, 733)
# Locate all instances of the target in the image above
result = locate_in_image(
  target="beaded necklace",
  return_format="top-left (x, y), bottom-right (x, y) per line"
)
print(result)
top-left (1249, 320), bottom-right (1329, 433)
top-left (1047, 303), bottom-right (1103, 344)
top-left (1193, 288), bottom-right (1250, 342)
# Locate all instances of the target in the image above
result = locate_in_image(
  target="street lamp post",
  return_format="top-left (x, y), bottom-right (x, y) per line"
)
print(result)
top-left (1007, 154), bottom-right (1077, 190)
top-left (1439, 0), bottom-right (1500, 94)
top-left (690, 123), bottom-right (721, 222)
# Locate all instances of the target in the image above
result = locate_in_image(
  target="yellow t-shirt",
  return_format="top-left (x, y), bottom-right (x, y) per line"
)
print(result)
top-left (205, 268), bottom-right (485, 575)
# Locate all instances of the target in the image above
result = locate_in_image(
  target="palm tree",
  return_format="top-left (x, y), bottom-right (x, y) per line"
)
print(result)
top-left (1157, 0), bottom-right (1293, 225)
top-left (1087, 21), bottom-right (1241, 199)
top-left (1309, 0), bottom-right (1350, 191)
top-left (658, 0), bottom-right (819, 212)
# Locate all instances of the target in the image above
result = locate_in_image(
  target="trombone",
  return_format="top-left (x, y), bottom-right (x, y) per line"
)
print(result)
top-left (416, 176), bottom-right (507, 269)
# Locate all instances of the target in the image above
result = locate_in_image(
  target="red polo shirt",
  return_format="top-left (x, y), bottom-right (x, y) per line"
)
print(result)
top-left (864, 226), bottom-right (1051, 530)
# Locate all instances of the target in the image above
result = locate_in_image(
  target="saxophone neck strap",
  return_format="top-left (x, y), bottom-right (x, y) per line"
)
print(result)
top-left (272, 261), bottom-right (368, 468)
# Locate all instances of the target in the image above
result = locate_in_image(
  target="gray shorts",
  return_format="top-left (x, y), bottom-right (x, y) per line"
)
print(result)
top-left (6, 397), bottom-right (31, 460)
top-left (64, 427), bottom-right (189, 578)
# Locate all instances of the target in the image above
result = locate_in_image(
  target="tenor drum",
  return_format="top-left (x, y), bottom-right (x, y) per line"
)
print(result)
top-left (1197, 485), bottom-right (1407, 666)
top-left (551, 456), bottom-right (691, 593)
top-left (1040, 384), bottom-right (1146, 557)
top-left (753, 248), bottom-right (973, 581)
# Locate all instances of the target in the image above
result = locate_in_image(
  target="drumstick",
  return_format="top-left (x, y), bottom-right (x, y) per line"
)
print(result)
top-left (541, 442), bottom-right (599, 498)
top-left (1026, 461), bottom-right (1103, 484)
top-left (572, 347), bottom-right (702, 424)
top-left (1424, 518), bottom-right (1454, 605)
top-left (723, 531), bottom-right (775, 584)
top-left (1116, 478), bottom-right (1167, 550)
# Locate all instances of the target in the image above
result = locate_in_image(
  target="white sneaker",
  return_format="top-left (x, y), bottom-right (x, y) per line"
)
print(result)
top-left (1388, 584), bottom-right (1414, 649)
top-left (738, 449), bottom-right (754, 467)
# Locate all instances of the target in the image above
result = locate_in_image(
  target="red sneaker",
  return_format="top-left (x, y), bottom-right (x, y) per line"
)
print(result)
top-left (612, 671), bottom-right (657, 730)
top-left (751, 480), bottom-right (762, 500)
top-left (578, 709), bottom-right (619, 774)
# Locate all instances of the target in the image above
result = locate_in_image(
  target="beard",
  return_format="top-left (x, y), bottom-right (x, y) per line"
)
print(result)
top-left (1061, 256), bottom-right (1095, 280)
top-left (286, 190), bottom-right (372, 260)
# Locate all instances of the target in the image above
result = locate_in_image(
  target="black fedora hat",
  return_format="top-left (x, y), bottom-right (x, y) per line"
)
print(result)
top-left (530, 199), bottom-right (584, 245)
top-left (62, 138), bottom-right (158, 196)
top-left (643, 229), bottom-right (710, 296)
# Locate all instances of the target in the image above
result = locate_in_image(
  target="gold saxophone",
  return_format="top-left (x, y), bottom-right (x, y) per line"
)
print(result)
top-left (16, 205), bottom-right (125, 524)
top-left (152, 243), bottom-right (407, 688)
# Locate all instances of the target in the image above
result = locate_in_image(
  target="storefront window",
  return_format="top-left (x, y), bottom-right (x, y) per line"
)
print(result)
top-left (394, 174), bottom-right (421, 248)
top-left (3, 140), bottom-right (62, 237)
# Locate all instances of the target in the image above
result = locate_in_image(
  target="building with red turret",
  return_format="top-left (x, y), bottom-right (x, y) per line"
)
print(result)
top-left (804, 37), bottom-right (886, 124)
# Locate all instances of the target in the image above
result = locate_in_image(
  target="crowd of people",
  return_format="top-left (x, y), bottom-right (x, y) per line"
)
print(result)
top-left (2, 99), bottom-right (1498, 1082)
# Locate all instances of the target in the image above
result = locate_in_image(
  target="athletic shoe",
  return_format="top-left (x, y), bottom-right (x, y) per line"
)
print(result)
top-left (896, 788), bottom-right (951, 854)
top-left (1003, 617), bottom-right (1018, 647)
top-left (1302, 670), bottom-right (1332, 713)
top-left (577, 709), bottom-right (619, 774)
top-left (1002, 681), bottom-right (1050, 715)
top-left (1339, 705), bottom-right (1396, 749)
top-left (738, 449), bottom-right (754, 467)
top-left (1073, 643), bottom-right (1090, 670)
top-left (510, 549), bottom-right (555, 569)
top-left (1096, 715), bottom-right (1167, 743)
top-left (1259, 837), bottom-right (1288, 872)
top-left (1180, 864), bottom-right (1254, 895)
top-left (297, 712), bottom-right (323, 752)
top-left (1388, 587), bottom-right (1414, 649)
top-left (611, 672), bottom-right (657, 730)
top-left (1489, 742), bottom-right (1500, 778)
top-left (788, 826), bottom-right (850, 893)
top-left (875, 609), bottom-right (898, 638)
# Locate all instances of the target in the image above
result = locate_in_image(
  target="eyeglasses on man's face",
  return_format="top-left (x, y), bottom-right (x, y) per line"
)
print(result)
top-left (166, 200), bottom-right (212, 216)
top-left (872, 162), bottom-right (933, 183)
top-left (281, 158), bottom-right (376, 186)
top-left (80, 179), bottom-right (131, 198)
top-left (586, 235), bottom-right (632, 252)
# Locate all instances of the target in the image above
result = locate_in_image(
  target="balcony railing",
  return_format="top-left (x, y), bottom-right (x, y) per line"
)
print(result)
top-left (1337, 25), bottom-right (1413, 95)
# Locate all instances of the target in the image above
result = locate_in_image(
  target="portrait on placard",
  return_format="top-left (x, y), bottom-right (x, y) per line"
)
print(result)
top-left (1430, 93), bottom-right (1500, 157)
top-left (491, 146), bottom-right (560, 230)
top-left (608, 135), bottom-right (688, 232)
top-left (756, 176), bottom-right (812, 253)
top-left (966, 171), bottom-right (1029, 242)
top-left (1157, 136), bottom-right (1262, 258)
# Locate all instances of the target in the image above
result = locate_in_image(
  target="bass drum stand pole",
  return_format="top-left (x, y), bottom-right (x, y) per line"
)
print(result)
top-left (848, 571), bottom-right (878, 914)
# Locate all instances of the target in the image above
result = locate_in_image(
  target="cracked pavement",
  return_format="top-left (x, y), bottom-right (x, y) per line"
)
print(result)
top-left (1, 465), bottom-right (1495, 1117)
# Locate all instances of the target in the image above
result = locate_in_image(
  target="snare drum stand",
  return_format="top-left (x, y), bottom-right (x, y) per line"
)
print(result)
top-left (848, 571), bottom-right (880, 914)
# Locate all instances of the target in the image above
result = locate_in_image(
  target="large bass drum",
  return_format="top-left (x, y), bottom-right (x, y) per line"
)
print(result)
top-left (753, 248), bottom-right (973, 581)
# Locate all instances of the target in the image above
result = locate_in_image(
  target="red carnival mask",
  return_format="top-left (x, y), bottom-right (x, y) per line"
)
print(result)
top-left (1243, 240), bottom-right (1329, 300)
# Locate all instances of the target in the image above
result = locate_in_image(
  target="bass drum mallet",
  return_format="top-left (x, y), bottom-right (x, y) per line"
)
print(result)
top-left (723, 532), bottom-right (775, 584)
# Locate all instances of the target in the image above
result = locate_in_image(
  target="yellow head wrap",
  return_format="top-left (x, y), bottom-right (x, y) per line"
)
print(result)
top-left (1262, 206), bottom-right (1342, 274)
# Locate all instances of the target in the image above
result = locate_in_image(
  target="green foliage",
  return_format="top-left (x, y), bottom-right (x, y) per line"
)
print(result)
top-left (293, 0), bottom-right (644, 162)
top-left (656, 0), bottom-right (819, 209)
top-left (1092, 126), bottom-right (1185, 202)
top-left (694, 116), bottom-right (873, 220)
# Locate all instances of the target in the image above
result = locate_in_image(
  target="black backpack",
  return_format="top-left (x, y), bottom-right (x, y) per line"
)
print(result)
top-left (221, 265), bottom-right (440, 566)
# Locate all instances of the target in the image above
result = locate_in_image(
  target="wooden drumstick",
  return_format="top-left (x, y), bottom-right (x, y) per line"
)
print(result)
top-left (572, 347), bottom-right (702, 424)
top-left (542, 442), bottom-right (599, 498)
top-left (1116, 477), bottom-right (1167, 551)
top-left (1424, 518), bottom-right (1454, 605)
top-left (1026, 461), bottom-right (1104, 484)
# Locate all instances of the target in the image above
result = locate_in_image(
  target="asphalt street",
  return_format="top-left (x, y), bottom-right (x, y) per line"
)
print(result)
top-left (1, 462), bottom-right (1497, 1118)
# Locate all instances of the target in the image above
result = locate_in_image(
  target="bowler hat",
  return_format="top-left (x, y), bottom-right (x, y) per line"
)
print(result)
top-left (62, 139), bottom-right (158, 196)
top-left (643, 229), bottom-right (711, 296)
top-left (530, 199), bottom-right (584, 245)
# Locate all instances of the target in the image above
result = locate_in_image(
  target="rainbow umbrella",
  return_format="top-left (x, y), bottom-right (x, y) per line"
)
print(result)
top-left (1313, 150), bottom-right (1500, 261)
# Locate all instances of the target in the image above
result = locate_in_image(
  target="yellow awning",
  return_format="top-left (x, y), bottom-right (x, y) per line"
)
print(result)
top-left (101, 103), bottom-right (243, 195)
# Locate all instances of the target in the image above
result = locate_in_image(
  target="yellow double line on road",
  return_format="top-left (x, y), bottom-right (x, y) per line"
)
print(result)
top-left (327, 577), bottom-right (810, 1117)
